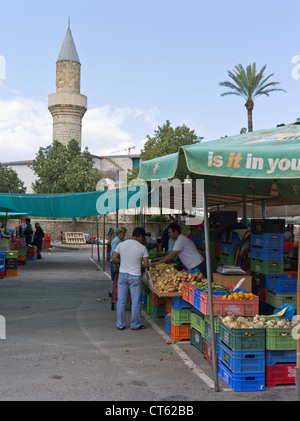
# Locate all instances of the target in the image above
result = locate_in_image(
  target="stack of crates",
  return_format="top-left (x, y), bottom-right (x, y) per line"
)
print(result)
top-left (265, 326), bottom-right (297, 387)
top-left (14, 238), bottom-right (26, 266)
top-left (0, 251), bottom-right (5, 279)
top-left (250, 219), bottom-right (285, 308)
top-left (170, 297), bottom-right (192, 341)
top-left (204, 315), bottom-right (220, 366)
top-left (27, 246), bottom-right (38, 261)
top-left (220, 231), bottom-right (241, 266)
top-left (0, 238), bottom-right (11, 251)
top-left (150, 292), bottom-right (166, 320)
top-left (218, 320), bottom-right (266, 391)
top-left (5, 250), bottom-right (18, 277)
top-left (43, 233), bottom-right (51, 250)
top-left (190, 308), bottom-right (205, 353)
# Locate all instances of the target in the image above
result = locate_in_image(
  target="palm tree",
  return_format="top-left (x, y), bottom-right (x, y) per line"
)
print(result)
top-left (219, 63), bottom-right (286, 132)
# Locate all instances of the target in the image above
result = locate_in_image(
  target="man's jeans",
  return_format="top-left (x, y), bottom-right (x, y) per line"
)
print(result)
top-left (116, 272), bottom-right (142, 329)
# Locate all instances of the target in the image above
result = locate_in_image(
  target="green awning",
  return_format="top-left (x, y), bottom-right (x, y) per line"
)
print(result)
top-left (0, 185), bottom-right (148, 218)
top-left (139, 122), bottom-right (300, 201)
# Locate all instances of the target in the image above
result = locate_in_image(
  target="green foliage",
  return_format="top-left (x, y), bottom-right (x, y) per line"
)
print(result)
top-left (219, 63), bottom-right (286, 101)
top-left (127, 120), bottom-right (203, 182)
top-left (0, 165), bottom-right (26, 193)
top-left (30, 139), bottom-right (102, 194)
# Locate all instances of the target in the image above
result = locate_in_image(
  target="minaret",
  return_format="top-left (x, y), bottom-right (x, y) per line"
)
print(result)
top-left (48, 26), bottom-right (87, 148)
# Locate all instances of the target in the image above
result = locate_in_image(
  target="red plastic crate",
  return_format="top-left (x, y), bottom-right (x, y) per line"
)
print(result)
top-left (170, 323), bottom-right (190, 341)
top-left (204, 340), bottom-right (218, 367)
top-left (266, 363), bottom-right (296, 388)
top-left (188, 284), bottom-right (196, 305)
top-left (182, 282), bottom-right (189, 302)
top-left (0, 271), bottom-right (5, 279)
top-left (200, 293), bottom-right (259, 316)
top-left (215, 242), bottom-right (221, 258)
top-left (166, 298), bottom-right (171, 313)
top-left (151, 292), bottom-right (166, 306)
top-left (284, 239), bottom-right (293, 253)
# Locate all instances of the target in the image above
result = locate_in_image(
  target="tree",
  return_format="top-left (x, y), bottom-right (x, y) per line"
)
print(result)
top-left (128, 120), bottom-right (203, 182)
top-left (30, 140), bottom-right (102, 194)
top-left (219, 63), bottom-right (286, 132)
top-left (0, 165), bottom-right (26, 193)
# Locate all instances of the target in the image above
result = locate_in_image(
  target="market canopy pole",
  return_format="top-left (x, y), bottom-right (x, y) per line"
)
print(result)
top-left (296, 250), bottom-right (300, 398)
top-left (203, 192), bottom-right (219, 392)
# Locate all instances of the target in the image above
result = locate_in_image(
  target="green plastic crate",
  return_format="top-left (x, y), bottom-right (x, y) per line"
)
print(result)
top-left (265, 289), bottom-right (297, 309)
top-left (190, 312), bottom-right (205, 336)
top-left (220, 253), bottom-right (235, 265)
top-left (204, 315), bottom-right (220, 333)
top-left (146, 293), bottom-right (152, 314)
top-left (190, 328), bottom-right (204, 353)
top-left (5, 250), bottom-right (18, 259)
top-left (219, 321), bottom-right (265, 351)
top-left (204, 322), bottom-right (219, 351)
top-left (150, 303), bottom-right (166, 319)
top-left (265, 327), bottom-right (296, 350)
top-left (250, 259), bottom-right (284, 275)
top-left (171, 308), bottom-right (191, 326)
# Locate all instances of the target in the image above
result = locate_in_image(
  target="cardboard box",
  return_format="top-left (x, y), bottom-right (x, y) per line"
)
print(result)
top-left (213, 273), bottom-right (252, 292)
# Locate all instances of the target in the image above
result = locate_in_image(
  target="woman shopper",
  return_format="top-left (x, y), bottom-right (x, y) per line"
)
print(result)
top-left (34, 223), bottom-right (44, 259)
top-left (112, 227), bottom-right (149, 330)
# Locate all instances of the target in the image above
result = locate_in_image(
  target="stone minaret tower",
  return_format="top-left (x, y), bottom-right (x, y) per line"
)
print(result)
top-left (48, 26), bottom-right (87, 148)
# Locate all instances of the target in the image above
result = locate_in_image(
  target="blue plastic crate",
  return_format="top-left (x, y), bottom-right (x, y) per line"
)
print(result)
top-left (141, 293), bottom-right (147, 304)
top-left (219, 340), bottom-right (265, 373)
top-left (250, 233), bottom-right (284, 248)
top-left (221, 242), bottom-right (239, 255)
top-left (165, 314), bottom-right (171, 333)
top-left (266, 274), bottom-right (297, 294)
top-left (171, 297), bottom-right (192, 310)
top-left (218, 360), bottom-right (265, 391)
top-left (192, 236), bottom-right (205, 247)
top-left (250, 245), bottom-right (283, 261)
top-left (266, 350), bottom-right (296, 366)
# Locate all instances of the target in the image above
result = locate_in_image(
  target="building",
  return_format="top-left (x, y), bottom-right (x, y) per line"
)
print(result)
top-left (1, 26), bottom-right (140, 193)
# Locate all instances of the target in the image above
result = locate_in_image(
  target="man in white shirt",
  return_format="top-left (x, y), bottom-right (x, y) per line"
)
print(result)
top-left (112, 227), bottom-right (149, 330)
top-left (151, 223), bottom-right (206, 275)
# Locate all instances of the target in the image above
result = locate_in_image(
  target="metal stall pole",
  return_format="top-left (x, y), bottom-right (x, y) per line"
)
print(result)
top-left (116, 210), bottom-right (119, 229)
top-left (91, 216), bottom-right (94, 259)
top-left (96, 216), bottom-right (100, 263)
top-left (296, 248), bottom-right (300, 398)
top-left (102, 214), bottom-right (106, 272)
top-left (203, 192), bottom-right (219, 392)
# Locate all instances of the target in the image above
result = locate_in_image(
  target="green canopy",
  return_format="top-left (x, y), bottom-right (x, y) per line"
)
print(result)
top-left (139, 121), bottom-right (300, 203)
top-left (0, 185), bottom-right (148, 218)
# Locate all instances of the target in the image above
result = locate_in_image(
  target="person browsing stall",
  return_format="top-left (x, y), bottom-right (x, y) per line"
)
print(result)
top-left (110, 226), bottom-right (127, 281)
top-left (112, 227), bottom-right (149, 330)
top-left (151, 222), bottom-right (206, 275)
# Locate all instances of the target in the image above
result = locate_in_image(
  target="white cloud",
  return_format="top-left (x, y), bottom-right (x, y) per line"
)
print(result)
top-left (0, 95), bottom-right (160, 163)
top-left (0, 96), bottom-right (52, 162)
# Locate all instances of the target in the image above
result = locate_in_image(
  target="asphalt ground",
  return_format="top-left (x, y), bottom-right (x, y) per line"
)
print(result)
top-left (0, 245), bottom-right (298, 404)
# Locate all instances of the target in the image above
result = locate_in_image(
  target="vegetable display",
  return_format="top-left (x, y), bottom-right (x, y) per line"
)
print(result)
top-left (220, 315), bottom-right (296, 329)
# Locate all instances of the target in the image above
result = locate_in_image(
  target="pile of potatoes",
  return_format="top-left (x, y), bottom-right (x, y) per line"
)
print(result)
top-left (149, 263), bottom-right (206, 293)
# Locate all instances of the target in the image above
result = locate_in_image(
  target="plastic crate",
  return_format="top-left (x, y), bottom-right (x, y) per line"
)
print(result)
top-left (26, 256), bottom-right (37, 261)
top-left (265, 350), bottom-right (296, 366)
top-left (0, 271), bottom-right (5, 279)
top-left (204, 322), bottom-right (219, 351)
top-left (219, 320), bottom-right (265, 351)
top-left (188, 284), bottom-right (196, 305)
top-left (170, 323), bottom-right (190, 341)
top-left (199, 292), bottom-right (259, 317)
top-left (5, 250), bottom-right (18, 259)
top-left (182, 282), bottom-right (189, 302)
top-left (204, 315), bottom-right (220, 332)
top-left (284, 239), bottom-right (293, 253)
top-left (190, 310), bottom-right (205, 336)
top-left (146, 293), bottom-right (151, 314)
top-left (265, 289), bottom-right (297, 309)
top-left (266, 275), bottom-right (297, 294)
top-left (165, 313), bottom-right (171, 333)
top-left (171, 308), bottom-right (191, 326)
top-left (250, 259), bottom-right (284, 275)
top-left (5, 269), bottom-right (18, 277)
top-left (141, 293), bottom-right (147, 304)
top-left (221, 243), bottom-right (239, 255)
top-left (218, 340), bottom-right (265, 373)
top-left (265, 363), bottom-right (296, 388)
top-left (190, 328), bottom-right (204, 353)
top-left (151, 303), bottom-right (166, 319)
top-left (151, 292), bottom-right (166, 306)
top-left (250, 233), bottom-right (284, 248)
top-left (251, 219), bottom-right (285, 234)
top-left (192, 236), bottom-right (205, 247)
top-left (265, 327), bottom-right (296, 351)
top-left (171, 297), bottom-right (192, 310)
top-left (218, 360), bottom-right (265, 391)
top-left (204, 340), bottom-right (218, 367)
top-left (210, 211), bottom-right (237, 226)
top-left (250, 245), bottom-right (283, 261)
top-left (215, 242), bottom-right (221, 258)
top-left (220, 253), bottom-right (235, 266)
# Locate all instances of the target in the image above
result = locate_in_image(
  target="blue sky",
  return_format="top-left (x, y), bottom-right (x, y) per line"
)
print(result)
top-left (1, 0), bottom-right (300, 162)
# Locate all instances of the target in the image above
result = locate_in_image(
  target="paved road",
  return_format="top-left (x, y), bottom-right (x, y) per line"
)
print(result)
top-left (0, 247), bottom-right (298, 402)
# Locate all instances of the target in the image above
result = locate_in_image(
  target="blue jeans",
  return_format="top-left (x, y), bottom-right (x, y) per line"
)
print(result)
top-left (116, 272), bottom-right (142, 329)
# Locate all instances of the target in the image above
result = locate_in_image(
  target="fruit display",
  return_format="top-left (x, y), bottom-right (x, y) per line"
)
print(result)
top-left (220, 315), bottom-right (296, 329)
top-left (222, 291), bottom-right (254, 300)
top-left (149, 264), bottom-right (205, 293)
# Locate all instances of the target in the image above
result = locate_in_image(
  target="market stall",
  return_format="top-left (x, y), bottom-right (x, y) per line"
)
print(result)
top-left (138, 120), bottom-right (300, 393)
